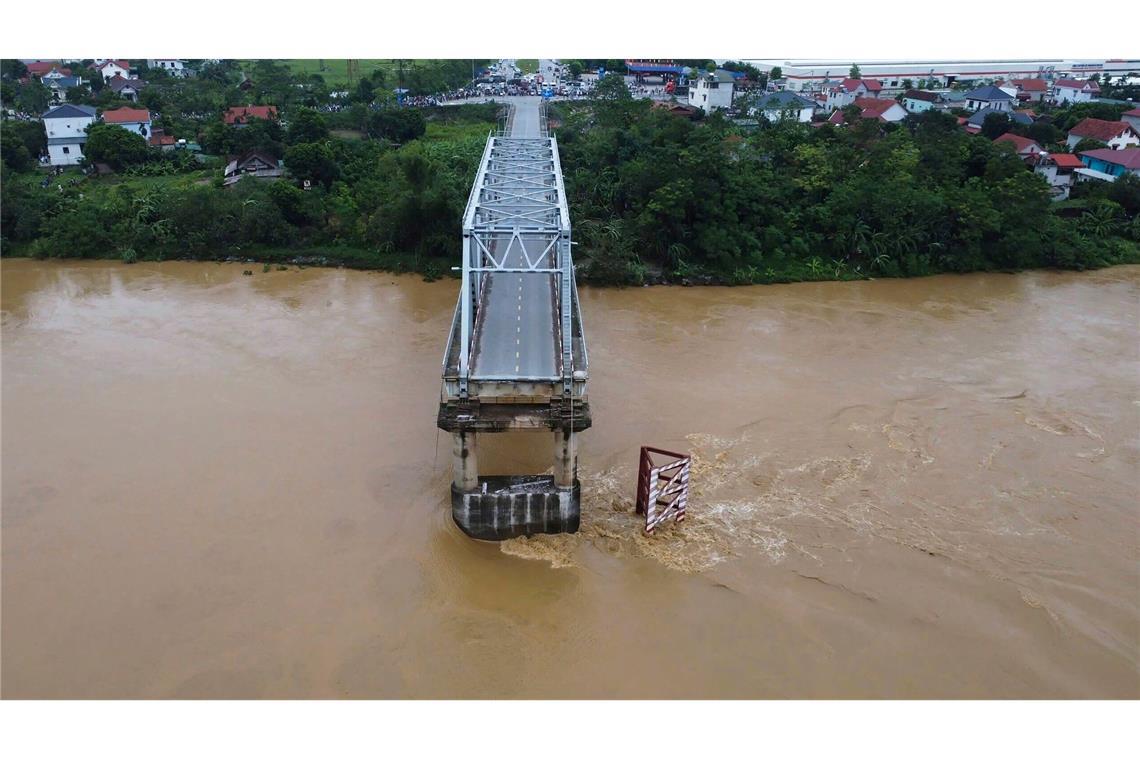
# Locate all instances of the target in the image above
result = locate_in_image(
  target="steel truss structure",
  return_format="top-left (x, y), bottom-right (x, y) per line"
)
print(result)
top-left (453, 108), bottom-right (584, 397)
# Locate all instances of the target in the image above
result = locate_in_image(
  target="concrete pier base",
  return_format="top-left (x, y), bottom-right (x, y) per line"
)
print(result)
top-left (452, 476), bottom-right (580, 541)
top-left (452, 431), bottom-right (479, 492)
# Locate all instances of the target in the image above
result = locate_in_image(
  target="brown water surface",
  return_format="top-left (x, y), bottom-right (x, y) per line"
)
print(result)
top-left (2, 259), bottom-right (1138, 698)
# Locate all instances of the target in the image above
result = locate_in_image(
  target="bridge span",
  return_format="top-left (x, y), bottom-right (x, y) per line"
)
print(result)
top-left (438, 94), bottom-right (591, 540)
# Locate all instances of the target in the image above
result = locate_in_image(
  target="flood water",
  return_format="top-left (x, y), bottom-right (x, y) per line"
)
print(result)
top-left (2, 258), bottom-right (1137, 698)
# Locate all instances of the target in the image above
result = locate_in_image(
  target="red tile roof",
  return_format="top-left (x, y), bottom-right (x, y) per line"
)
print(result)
top-left (1011, 78), bottom-right (1048, 92)
top-left (224, 105), bottom-right (279, 125)
top-left (1124, 107), bottom-right (1140, 118)
top-left (1079, 147), bottom-right (1140, 170)
top-left (102, 107), bottom-right (151, 123)
top-left (854, 97), bottom-right (899, 120)
top-left (95, 59), bottom-right (130, 71)
top-left (994, 133), bottom-right (1042, 154)
top-left (1054, 78), bottom-right (1100, 91)
top-left (1047, 153), bottom-right (1084, 169)
top-left (26, 61), bottom-right (65, 76)
top-left (841, 78), bottom-right (882, 93)
top-left (1070, 118), bottom-right (1137, 142)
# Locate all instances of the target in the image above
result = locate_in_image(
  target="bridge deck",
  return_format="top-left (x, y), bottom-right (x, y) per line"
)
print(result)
top-left (471, 97), bottom-right (558, 381)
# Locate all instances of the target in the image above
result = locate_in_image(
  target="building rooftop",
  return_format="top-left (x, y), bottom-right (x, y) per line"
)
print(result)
top-left (102, 107), bottom-right (151, 123)
top-left (42, 104), bottom-right (97, 119)
top-left (1080, 147), bottom-right (1140, 169)
top-left (1069, 118), bottom-right (1136, 142)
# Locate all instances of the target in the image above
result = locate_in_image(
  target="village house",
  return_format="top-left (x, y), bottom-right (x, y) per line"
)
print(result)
top-left (1077, 147), bottom-right (1140, 182)
top-left (223, 150), bottom-right (284, 186)
top-left (824, 78), bottom-right (883, 110)
top-left (649, 101), bottom-right (701, 120)
top-left (1009, 78), bottom-right (1049, 103)
top-left (687, 70), bottom-right (735, 114)
top-left (1123, 107), bottom-right (1140, 133)
top-left (964, 107), bottom-right (1032, 134)
top-left (901, 89), bottom-right (944, 113)
top-left (41, 104), bottom-right (97, 166)
top-left (993, 133), bottom-right (1042, 160)
top-left (1051, 78), bottom-right (1100, 104)
top-left (91, 60), bottom-right (131, 82)
top-left (1033, 152), bottom-right (1084, 200)
top-left (24, 61), bottom-right (69, 80)
top-left (224, 105), bottom-right (280, 126)
top-left (147, 59), bottom-right (189, 77)
top-left (43, 70), bottom-right (86, 103)
top-left (1066, 118), bottom-right (1140, 151)
top-left (107, 74), bottom-right (146, 102)
top-left (102, 106), bottom-right (152, 139)
top-left (962, 84), bottom-right (1015, 112)
top-left (827, 97), bottom-right (907, 124)
top-left (750, 91), bottom-right (817, 123)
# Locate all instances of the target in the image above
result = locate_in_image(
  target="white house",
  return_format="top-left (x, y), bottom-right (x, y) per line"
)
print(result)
top-left (1051, 78), bottom-right (1100, 104)
top-left (1066, 118), bottom-right (1140, 151)
top-left (107, 74), bottom-right (146, 102)
top-left (824, 78), bottom-right (884, 110)
top-left (147, 59), bottom-right (188, 77)
top-left (92, 60), bottom-right (130, 82)
top-left (688, 70), bottom-right (734, 114)
top-left (1033, 152), bottom-right (1084, 200)
top-left (42, 104), bottom-right (97, 166)
top-left (749, 91), bottom-right (817, 122)
top-left (101, 106), bottom-right (152, 139)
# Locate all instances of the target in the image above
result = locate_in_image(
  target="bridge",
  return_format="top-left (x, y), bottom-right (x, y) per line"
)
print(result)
top-left (438, 93), bottom-right (591, 540)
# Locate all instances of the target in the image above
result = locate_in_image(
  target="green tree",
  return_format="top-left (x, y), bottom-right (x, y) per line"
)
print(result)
top-left (284, 141), bottom-right (339, 187)
top-left (770, 66), bottom-right (782, 80)
top-left (1, 129), bottom-right (33, 171)
top-left (981, 112), bottom-right (1011, 139)
top-left (849, 64), bottom-right (861, 79)
top-left (85, 122), bottom-right (151, 170)
top-left (6, 120), bottom-right (47, 157)
top-left (367, 108), bottom-right (425, 142)
top-left (1072, 137), bottom-right (1108, 153)
top-left (286, 107), bottom-right (329, 144)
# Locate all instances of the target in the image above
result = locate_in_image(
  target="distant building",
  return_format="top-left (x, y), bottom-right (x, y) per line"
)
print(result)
top-left (1033, 152), bottom-right (1084, 200)
top-left (92, 60), bottom-right (131, 82)
top-left (993, 132), bottom-right (1042, 159)
top-left (687, 71), bottom-right (734, 114)
top-left (1010, 78), bottom-right (1049, 103)
top-left (44, 72), bottom-right (85, 103)
top-left (965, 107), bottom-right (1032, 133)
top-left (650, 100), bottom-right (702, 120)
top-left (223, 150), bottom-right (283, 186)
top-left (107, 75), bottom-right (146, 103)
top-left (1066, 118), bottom-right (1140, 151)
top-left (1123, 108), bottom-right (1140, 133)
top-left (147, 59), bottom-right (189, 77)
top-left (828, 97), bottom-right (907, 124)
top-left (25, 61), bottom-right (69, 79)
top-left (101, 106), bottom-right (152, 139)
top-left (750, 91), bottom-right (817, 122)
top-left (962, 84), bottom-right (1015, 112)
top-left (824, 78), bottom-right (883, 110)
top-left (42, 104), bottom-right (97, 166)
top-left (1052, 78), bottom-right (1100, 104)
top-left (1077, 147), bottom-right (1140, 182)
top-left (224, 105), bottom-right (279, 126)
top-left (901, 89), bottom-right (944, 113)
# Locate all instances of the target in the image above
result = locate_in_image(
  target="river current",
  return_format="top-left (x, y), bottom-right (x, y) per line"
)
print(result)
top-left (2, 259), bottom-right (1137, 698)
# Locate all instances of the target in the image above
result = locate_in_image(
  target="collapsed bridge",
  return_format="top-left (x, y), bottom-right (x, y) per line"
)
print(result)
top-left (438, 96), bottom-right (591, 540)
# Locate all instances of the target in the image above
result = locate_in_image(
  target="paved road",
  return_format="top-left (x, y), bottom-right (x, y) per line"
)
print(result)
top-left (471, 81), bottom-right (560, 380)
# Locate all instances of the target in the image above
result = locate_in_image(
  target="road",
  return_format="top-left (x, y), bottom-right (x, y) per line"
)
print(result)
top-left (470, 77), bottom-right (559, 380)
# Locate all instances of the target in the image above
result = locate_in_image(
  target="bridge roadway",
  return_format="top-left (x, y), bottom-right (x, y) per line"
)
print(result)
top-left (470, 95), bottom-right (558, 380)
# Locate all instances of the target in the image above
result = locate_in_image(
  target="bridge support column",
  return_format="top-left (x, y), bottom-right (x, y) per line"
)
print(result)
top-left (452, 432), bottom-right (479, 492)
top-left (554, 430), bottom-right (577, 488)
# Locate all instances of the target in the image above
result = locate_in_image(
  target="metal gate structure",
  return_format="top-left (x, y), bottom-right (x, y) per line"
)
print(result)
top-left (636, 446), bottom-right (692, 534)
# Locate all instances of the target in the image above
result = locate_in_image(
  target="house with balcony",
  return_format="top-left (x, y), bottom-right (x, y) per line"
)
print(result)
top-left (1076, 147), bottom-right (1140, 182)
top-left (687, 70), bottom-right (735, 114)
top-left (92, 59), bottom-right (131, 82)
top-left (42, 104), bottom-right (97, 166)
top-left (147, 59), bottom-right (189, 78)
top-left (107, 74), bottom-right (146, 103)
top-left (1033, 152), bottom-right (1084, 200)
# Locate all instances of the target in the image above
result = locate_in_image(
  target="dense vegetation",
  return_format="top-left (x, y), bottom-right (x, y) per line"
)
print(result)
top-left (2, 104), bottom-right (500, 278)
top-left (2, 59), bottom-right (1139, 285)
top-left (552, 88), bottom-right (1140, 285)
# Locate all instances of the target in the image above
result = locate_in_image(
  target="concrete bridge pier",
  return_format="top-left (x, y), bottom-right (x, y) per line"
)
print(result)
top-left (554, 429), bottom-right (577, 488)
top-left (451, 431), bottom-right (479, 492)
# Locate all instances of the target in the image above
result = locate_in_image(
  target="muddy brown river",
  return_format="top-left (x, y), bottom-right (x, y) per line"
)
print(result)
top-left (2, 259), bottom-right (1137, 698)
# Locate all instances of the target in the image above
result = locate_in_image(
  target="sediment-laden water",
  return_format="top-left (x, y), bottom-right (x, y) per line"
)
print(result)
top-left (2, 259), bottom-right (1137, 698)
